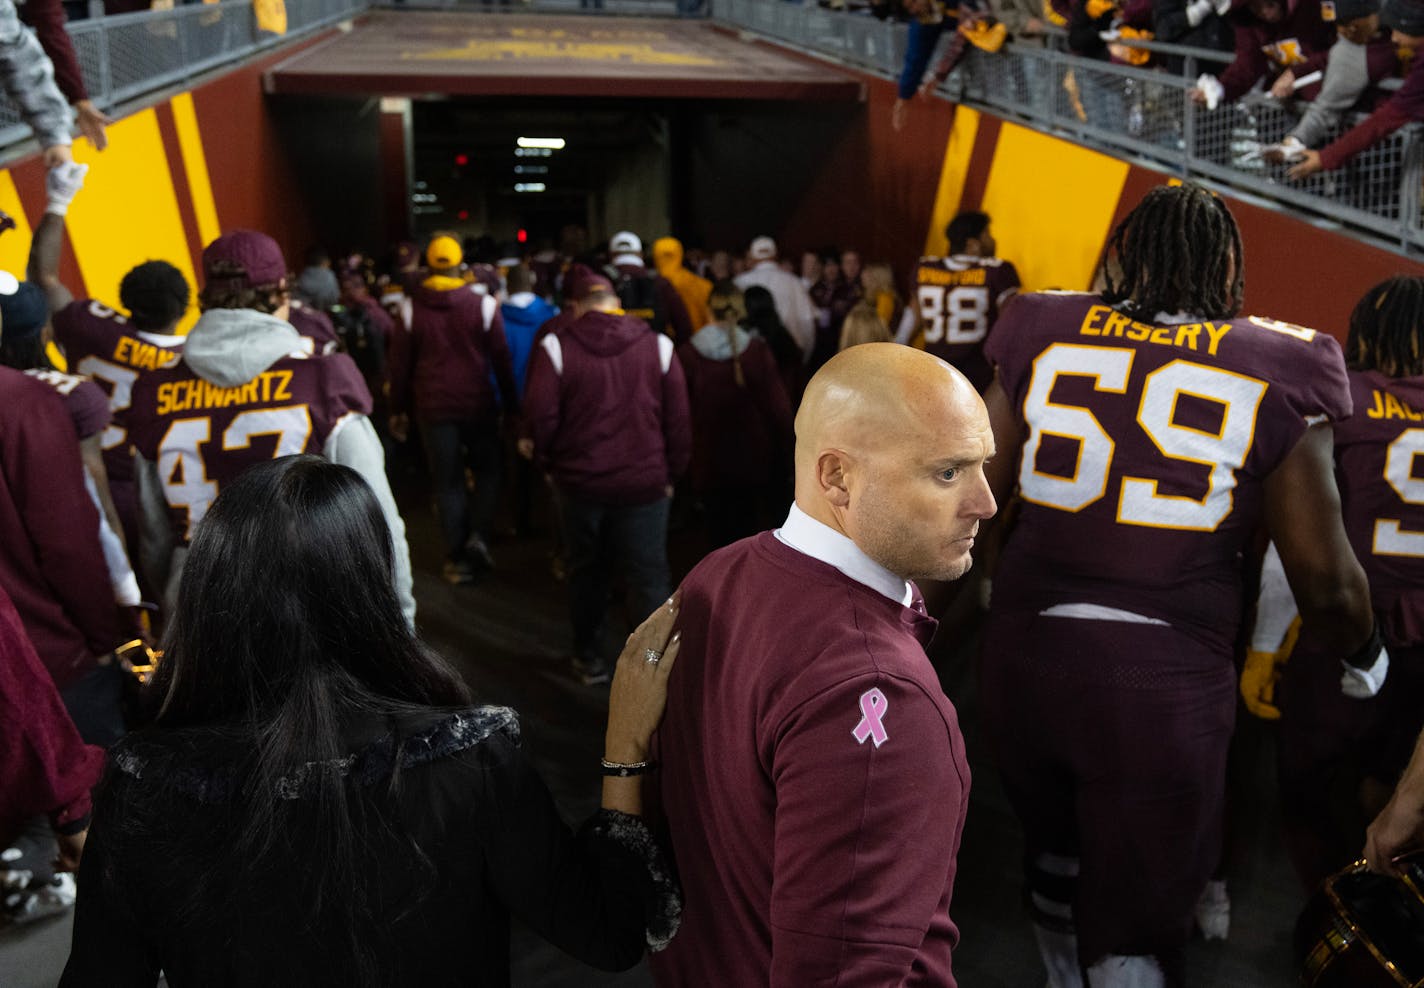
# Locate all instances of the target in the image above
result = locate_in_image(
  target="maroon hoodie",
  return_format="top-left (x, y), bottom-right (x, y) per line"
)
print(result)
top-left (0, 583), bottom-right (103, 844)
top-left (389, 281), bottom-right (518, 422)
top-left (1219, 0), bottom-right (1337, 101)
top-left (0, 367), bottom-right (127, 687)
top-left (524, 310), bottom-right (691, 505)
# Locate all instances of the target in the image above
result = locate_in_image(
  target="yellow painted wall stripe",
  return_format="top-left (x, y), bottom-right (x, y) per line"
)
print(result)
top-left (923, 107), bottom-right (980, 259)
top-left (980, 123), bottom-right (1130, 293)
top-left (170, 92), bottom-right (222, 248)
top-left (69, 110), bottom-right (201, 333)
top-left (0, 170), bottom-right (33, 282)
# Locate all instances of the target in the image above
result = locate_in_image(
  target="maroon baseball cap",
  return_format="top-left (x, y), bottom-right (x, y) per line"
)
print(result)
top-left (573, 271), bottom-right (615, 302)
top-left (202, 230), bottom-right (287, 289)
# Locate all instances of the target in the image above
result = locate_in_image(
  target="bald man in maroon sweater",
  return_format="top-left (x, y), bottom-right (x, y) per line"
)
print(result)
top-left (649, 344), bottom-right (993, 986)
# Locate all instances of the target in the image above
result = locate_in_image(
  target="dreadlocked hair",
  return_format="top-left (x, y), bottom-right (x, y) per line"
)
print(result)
top-left (1100, 184), bottom-right (1244, 321)
top-left (1346, 276), bottom-right (1424, 378)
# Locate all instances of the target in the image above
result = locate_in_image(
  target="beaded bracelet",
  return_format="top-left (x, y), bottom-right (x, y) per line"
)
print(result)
top-left (601, 758), bottom-right (655, 777)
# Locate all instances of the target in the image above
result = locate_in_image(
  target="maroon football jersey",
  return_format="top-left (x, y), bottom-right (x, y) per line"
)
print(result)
top-left (289, 301), bottom-right (341, 356)
top-left (53, 299), bottom-right (185, 484)
top-left (986, 292), bottom-right (1352, 652)
top-left (913, 254), bottom-right (1021, 392)
top-left (24, 368), bottom-right (111, 441)
top-left (127, 352), bottom-right (373, 543)
top-left (1335, 368), bottom-right (1424, 646)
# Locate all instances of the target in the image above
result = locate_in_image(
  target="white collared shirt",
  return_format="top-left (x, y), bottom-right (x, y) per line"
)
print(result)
top-left (775, 503), bottom-right (914, 607)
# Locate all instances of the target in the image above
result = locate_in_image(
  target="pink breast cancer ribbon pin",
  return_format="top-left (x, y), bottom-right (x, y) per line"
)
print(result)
top-left (852, 688), bottom-right (889, 748)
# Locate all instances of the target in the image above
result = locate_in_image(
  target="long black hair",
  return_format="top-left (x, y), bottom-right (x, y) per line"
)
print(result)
top-left (122, 455), bottom-right (470, 984)
top-left (1101, 183), bottom-right (1245, 321)
top-left (1346, 276), bottom-right (1424, 378)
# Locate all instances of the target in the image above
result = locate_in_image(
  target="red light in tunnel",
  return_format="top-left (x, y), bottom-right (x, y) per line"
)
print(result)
top-left (457, 209), bottom-right (469, 221)
top-left (455, 153), bottom-right (469, 167)
top-left (517, 229), bottom-right (528, 243)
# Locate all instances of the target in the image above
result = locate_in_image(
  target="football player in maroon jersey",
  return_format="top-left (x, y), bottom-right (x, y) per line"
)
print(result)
top-left (978, 184), bottom-right (1378, 987)
top-left (28, 163), bottom-right (188, 565)
top-left (125, 231), bottom-right (415, 627)
top-left (905, 211), bottom-right (1021, 392)
top-left (1266, 276), bottom-right (1424, 886)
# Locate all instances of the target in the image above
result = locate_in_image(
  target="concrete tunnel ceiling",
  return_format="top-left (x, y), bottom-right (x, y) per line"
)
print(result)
top-left (263, 12), bottom-right (867, 102)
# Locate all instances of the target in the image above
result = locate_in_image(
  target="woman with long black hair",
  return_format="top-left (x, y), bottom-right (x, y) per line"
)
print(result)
top-left (60, 454), bottom-right (681, 987)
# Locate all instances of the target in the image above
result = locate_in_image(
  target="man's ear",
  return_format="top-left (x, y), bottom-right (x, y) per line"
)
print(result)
top-left (817, 449), bottom-right (852, 508)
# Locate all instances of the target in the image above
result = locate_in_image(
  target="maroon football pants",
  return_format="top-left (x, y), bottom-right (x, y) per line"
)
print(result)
top-left (979, 611), bottom-right (1236, 971)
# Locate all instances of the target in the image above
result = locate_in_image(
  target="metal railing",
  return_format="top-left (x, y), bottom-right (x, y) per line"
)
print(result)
top-left (0, 0), bottom-right (366, 155)
top-left (715, 0), bottom-right (1424, 255)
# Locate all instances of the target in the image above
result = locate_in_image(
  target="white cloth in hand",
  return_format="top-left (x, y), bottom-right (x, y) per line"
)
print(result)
top-left (1196, 74), bottom-right (1225, 111)
top-left (46, 161), bottom-right (88, 216)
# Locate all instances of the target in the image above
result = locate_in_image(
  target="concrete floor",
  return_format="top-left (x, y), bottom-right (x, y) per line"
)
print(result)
top-left (0, 463), bottom-right (1305, 987)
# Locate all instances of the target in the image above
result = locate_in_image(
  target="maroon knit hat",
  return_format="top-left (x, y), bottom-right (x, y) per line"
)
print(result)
top-left (202, 230), bottom-right (287, 290)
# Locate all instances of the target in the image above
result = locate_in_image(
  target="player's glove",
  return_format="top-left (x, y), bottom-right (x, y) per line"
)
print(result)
top-left (1341, 623), bottom-right (1390, 700)
top-left (1086, 0), bottom-right (1116, 19)
top-left (46, 162), bottom-right (88, 217)
top-left (1239, 648), bottom-right (1286, 720)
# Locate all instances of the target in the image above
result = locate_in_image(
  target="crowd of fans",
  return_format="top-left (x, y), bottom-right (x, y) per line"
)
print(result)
top-left (882, 0), bottom-right (1424, 184)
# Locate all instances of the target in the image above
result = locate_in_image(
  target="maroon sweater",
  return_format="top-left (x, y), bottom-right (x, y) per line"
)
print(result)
top-left (1219, 0), bottom-right (1336, 101)
top-left (649, 533), bottom-right (970, 986)
top-left (676, 333), bottom-right (792, 493)
top-left (389, 282), bottom-right (518, 422)
top-left (524, 310), bottom-right (691, 505)
top-left (0, 367), bottom-right (125, 687)
top-left (0, 584), bottom-right (103, 845)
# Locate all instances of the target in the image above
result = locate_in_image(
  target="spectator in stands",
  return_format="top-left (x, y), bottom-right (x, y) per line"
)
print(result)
top-left (0, 584), bottom-right (102, 924)
top-left (60, 455), bottom-right (683, 986)
top-left (389, 235), bottom-right (517, 584)
top-left (735, 236), bottom-right (816, 362)
top-left (0, 312), bottom-right (133, 746)
top-left (522, 272), bottom-right (691, 687)
top-left (1287, 0), bottom-right (1424, 178)
top-left (1069, 0), bottom-right (1152, 128)
top-left (653, 236), bottom-right (713, 333)
top-left (0, 0), bottom-right (74, 167)
top-left (1195, 0), bottom-right (1336, 106)
top-left (1154, 0), bottom-right (1235, 71)
top-left (809, 250), bottom-right (839, 340)
top-left (607, 231), bottom-right (693, 343)
top-left (839, 300), bottom-right (894, 350)
top-left (677, 280), bottom-right (793, 548)
top-left (892, 0), bottom-right (956, 130)
top-left (744, 283), bottom-right (805, 407)
top-left (1265, 0), bottom-right (1397, 160)
top-left (20, 0), bottom-right (109, 150)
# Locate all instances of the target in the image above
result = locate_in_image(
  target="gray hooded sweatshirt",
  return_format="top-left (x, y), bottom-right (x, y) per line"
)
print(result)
top-left (135, 308), bottom-right (416, 626)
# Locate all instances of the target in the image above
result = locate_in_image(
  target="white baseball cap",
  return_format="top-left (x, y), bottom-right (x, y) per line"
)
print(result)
top-left (749, 236), bottom-right (777, 260)
top-left (610, 231), bottom-right (642, 254)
